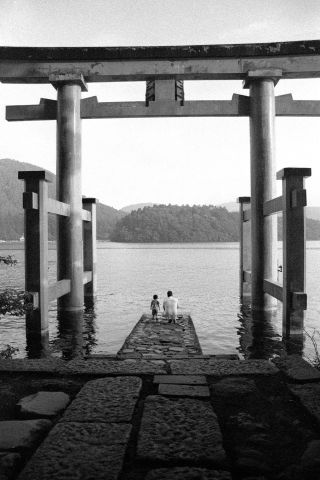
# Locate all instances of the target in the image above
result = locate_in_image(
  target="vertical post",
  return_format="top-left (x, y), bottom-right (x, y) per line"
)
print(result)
top-left (82, 198), bottom-right (97, 301)
top-left (18, 170), bottom-right (54, 354)
top-left (50, 74), bottom-right (87, 312)
top-left (244, 70), bottom-right (281, 311)
top-left (277, 168), bottom-right (311, 337)
top-left (237, 197), bottom-right (251, 304)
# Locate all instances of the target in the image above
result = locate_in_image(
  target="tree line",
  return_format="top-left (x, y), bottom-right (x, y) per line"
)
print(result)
top-left (110, 204), bottom-right (240, 242)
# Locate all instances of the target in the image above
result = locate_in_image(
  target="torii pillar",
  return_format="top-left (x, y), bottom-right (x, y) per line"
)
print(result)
top-left (50, 74), bottom-right (87, 312)
top-left (244, 70), bottom-right (281, 311)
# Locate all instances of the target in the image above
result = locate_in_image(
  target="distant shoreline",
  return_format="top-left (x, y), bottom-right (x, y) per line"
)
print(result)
top-left (1, 240), bottom-right (320, 252)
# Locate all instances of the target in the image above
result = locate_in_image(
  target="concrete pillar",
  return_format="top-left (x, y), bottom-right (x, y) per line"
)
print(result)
top-left (82, 198), bottom-right (97, 303)
top-left (244, 70), bottom-right (281, 311)
top-left (18, 170), bottom-right (53, 357)
top-left (277, 167), bottom-right (311, 337)
top-left (50, 74), bottom-right (87, 312)
top-left (237, 196), bottom-right (251, 304)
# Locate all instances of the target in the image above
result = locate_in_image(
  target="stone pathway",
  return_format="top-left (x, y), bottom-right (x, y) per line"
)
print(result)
top-left (117, 314), bottom-right (203, 358)
top-left (0, 354), bottom-right (320, 479)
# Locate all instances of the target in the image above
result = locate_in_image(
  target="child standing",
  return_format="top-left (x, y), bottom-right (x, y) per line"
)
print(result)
top-left (150, 294), bottom-right (160, 321)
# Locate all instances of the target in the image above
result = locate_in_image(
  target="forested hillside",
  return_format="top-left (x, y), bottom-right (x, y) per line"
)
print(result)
top-left (111, 204), bottom-right (239, 242)
top-left (1, 159), bottom-right (320, 242)
top-left (112, 204), bottom-right (320, 242)
top-left (0, 159), bottom-right (124, 240)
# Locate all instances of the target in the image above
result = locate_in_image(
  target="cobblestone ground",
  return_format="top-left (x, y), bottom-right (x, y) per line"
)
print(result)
top-left (0, 354), bottom-right (320, 480)
top-left (117, 314), bottom-right (203, 358)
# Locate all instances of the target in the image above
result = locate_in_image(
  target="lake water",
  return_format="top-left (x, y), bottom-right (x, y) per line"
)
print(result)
top-left (1, 241), bottom-right (320, 361)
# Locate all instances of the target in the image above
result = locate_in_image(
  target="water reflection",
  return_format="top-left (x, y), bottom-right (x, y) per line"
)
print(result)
top-left (237, 303), bottom-right (295, 359)
top-left (54, 303), bottom-right (98, 360)
top-left (56, 310), bottom-right (84, 360)
top-left (83, 298), bottom-right (98, 357)
top-left (24, 301), bottom-right (98, 360)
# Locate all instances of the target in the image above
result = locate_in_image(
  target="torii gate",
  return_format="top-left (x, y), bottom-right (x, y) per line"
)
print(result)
top-left (1, 40), bottom-right (319, 343)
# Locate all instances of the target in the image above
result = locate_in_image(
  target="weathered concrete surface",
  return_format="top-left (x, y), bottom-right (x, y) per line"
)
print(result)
top-left (17, 422), bottom-right (130, 480)
top-left (0, 359), bottom-right (64, 373)
top-left (118, 314), bottom-right (202, 358)
top-left (60, 358), bottom-right (167, 374)
top-left (137, 395), bottom-right (227, 466)
top-left (288, 383), bottom-right (320, 426)
top-left (169, 359), bottom-right (278, 376)
top-left (0, 420), bottom-right (51, 450)
top-left (158, 383), bottom-right (210, 397)
top-left (62, 376), bottom-right (141, 423)
top-left (17, 391), bottom-right (70, 418)
top-left (154, 374), bottom-right (207, 384)
top-left (272, 354), bottom-right (320, 381)
top-left (145, 467), bottom-right (232, 480)
top-left (0, 358), bottom-right (167, 375)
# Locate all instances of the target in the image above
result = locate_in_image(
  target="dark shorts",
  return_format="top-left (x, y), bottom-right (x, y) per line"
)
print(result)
top-left (152, 309), bottom-right (158, 316)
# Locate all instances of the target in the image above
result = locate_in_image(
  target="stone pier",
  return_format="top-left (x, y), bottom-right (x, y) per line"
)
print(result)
top-left (117, 314), bottom-right (203, 359)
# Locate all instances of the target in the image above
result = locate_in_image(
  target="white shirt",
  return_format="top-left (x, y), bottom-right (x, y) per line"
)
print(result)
top-left (163, 296), bottom-right (178, 316)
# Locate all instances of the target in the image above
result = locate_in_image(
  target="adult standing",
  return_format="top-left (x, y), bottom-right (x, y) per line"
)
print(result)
top-left (163, 290), bottom-right (179, 324)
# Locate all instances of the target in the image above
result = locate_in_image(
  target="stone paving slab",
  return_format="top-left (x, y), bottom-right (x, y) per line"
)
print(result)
top-left (272, 355), bottom-right (320, 381)
top-left (137, 395), bottom-right (227, 465)
top-left (154, 374), bottom-right (207, 384)
top-left (0, 420), bottom-right (52, 450)
top-left (158, 384), bottom-right (210, 397)
top-left (0, 359), bottom-right (64, 373)
top-left (60, 358), bottom-right (167, 374)
top-left (17, 422), bottom-right (130, 480)
top-left (62, 376), bottom-right (141, 423)
top-left (288, 383), bottom-right (320, 425)
top-left (210, 377), bottom-right (257, 398)
top-left (145, 467), bottom-right (232, 480)
top-left (0, 358), bottom-right (167, 375)
top-left (169, 359), bottom-right (278, 376)
top-left (17, 391), bottom-right (70, 418)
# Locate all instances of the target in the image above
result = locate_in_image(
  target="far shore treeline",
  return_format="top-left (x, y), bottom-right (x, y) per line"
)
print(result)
top-left (1, 158), bottom-right (320, 243)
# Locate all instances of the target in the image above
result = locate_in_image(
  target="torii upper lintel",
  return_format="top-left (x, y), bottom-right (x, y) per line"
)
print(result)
top-left (1, 39), bottom-right (320, 83)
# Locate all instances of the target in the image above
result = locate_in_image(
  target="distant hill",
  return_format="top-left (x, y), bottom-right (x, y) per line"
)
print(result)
top-left (121, 203), bottom-right (156, 213)
top-left (111, 203), bottom-right (320, 243)
top-left (111, 204), bottom-right (239, 242)
top-left (0, 159), bottom-right (125, 240)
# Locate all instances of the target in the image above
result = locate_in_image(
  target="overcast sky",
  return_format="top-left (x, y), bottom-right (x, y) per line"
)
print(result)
top-left (0, 0), bottom-right (320, 209)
